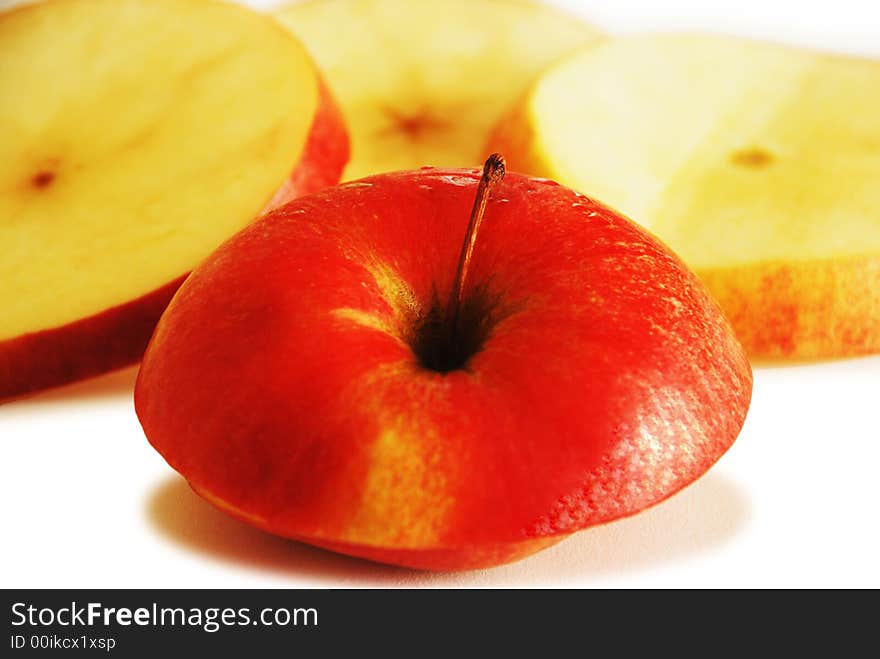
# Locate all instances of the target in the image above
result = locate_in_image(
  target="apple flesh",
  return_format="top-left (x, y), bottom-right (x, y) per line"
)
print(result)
top-left (0, 0), bottom-right (349, 402)
top-left (135, 166), bottom-right (752, 570)
top-left (274, 0), bottom-right (600, 180)
top-left (490, 34), bottom-right (880, 359)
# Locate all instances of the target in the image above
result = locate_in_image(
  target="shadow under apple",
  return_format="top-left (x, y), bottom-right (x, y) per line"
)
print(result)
top-left (146, 471), bottom-right (749, 586)
top-left (509, 471), bottom-right (750, 586)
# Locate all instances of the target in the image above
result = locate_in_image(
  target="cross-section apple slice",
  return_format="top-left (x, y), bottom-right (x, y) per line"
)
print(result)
top-left (0, 0), bottom-right (349, 401)
top-left (274, 0), bottom-right (599, 180)
top-left (491, 35), bottom-right (880, 359)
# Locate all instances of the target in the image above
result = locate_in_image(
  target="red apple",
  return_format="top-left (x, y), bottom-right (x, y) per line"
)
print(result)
top-left (135, 157), bottom-right (752, 570)
top-left (0, 0), bottom-right (349, 402)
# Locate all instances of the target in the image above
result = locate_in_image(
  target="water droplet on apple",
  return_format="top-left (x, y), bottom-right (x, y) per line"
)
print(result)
top-left (440, 174), bottom-right (477, 187)
top-left (340, 181), bottom-right (374, 189)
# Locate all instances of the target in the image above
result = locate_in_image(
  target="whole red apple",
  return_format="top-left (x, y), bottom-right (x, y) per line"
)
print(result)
top-left (135, 157), bottom-right (752, 570)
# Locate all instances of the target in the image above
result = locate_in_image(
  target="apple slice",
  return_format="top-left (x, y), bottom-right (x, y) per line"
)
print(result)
top-left (135, 159), bottom-right (752, 570)
top-left (0, 0), bottom-right (348, 401)
top-left (274, 0), bottom-right (599, 180)
top-left (490, 35), bottom-right (880, 359)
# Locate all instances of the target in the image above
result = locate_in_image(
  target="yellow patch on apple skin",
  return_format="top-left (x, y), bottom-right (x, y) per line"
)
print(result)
top-left (341, 426), bottom-right (453, 549)
top-left (332, 307), bottom-right (396, 336)
top-left (332, 260), bottom-right (421, 341)
top-left (365, 261), bottom-right (420, 321)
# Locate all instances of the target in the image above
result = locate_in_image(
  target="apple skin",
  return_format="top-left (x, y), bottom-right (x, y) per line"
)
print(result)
top-left (0, 82), bottom-right (349, 403)
top-left (699, 259), bottom-right (880, 359)
top-left (135, 168), bottom-right (752, 570)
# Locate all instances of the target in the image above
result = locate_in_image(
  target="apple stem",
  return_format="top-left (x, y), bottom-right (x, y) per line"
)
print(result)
top-left (447, 153), bottom-right (506, 331)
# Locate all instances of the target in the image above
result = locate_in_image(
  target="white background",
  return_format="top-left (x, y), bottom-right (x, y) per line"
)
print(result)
top-left (2, 0), bottom-right (879, 588)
